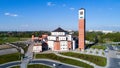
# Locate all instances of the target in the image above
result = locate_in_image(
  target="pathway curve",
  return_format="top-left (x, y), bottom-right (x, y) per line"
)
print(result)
top-left (55, 52), bottom-right (106, 68)
top-left (0, 59), bottom-right (80, 68)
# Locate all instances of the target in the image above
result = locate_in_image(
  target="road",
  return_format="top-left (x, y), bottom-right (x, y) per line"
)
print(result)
top-left (20, 42), bottom-right (34, 68)
top-left (0, 59), bottom-right (78, 68)
top-left (0, 48), bottom-right (18, 55)
top-left (30, 59), bottom-right (78, 68)
top-left (0, 61), bottom-right (20, 68)
top-left (106, 45), bottom-right (120, 68)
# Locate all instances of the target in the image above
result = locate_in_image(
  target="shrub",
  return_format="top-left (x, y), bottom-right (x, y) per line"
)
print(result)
top-left (102, 52), bottom-right (105, 55)
top-left (90, 50), bottom-right (93, 53)
top-left (96, 51), bottom-right (98, 54)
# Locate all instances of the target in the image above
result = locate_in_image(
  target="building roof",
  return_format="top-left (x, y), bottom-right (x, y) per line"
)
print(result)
top-left (80, 8), bottom-right (85, 10)
top-left (52, 27), bottom-right (67, 32)
top-left (79, 8), bottom-right (85, 10)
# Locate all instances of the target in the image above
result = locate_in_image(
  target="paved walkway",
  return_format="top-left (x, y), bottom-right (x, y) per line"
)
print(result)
top-left (0, 48), bottom-right (18, 55)
top-left (20, 43), bottom-right (34, 68)
top-left (6, 43), bottom-right (24, 54)
top-left (106, 46), bottom-right (120, 68)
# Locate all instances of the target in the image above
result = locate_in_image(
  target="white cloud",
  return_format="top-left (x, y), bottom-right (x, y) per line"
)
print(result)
top-left (4, 12), bottom-right (18, 17)
top-left (47, 2), bottom-right (55, 6)
top-left (69, 7), bottom-right (75, 10)
top-left (4, 13), bottom-right (10, 16)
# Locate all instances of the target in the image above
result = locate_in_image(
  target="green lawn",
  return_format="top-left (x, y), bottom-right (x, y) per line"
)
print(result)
top-left (0, 37), bottom-right (28, 44)
top-left (10, 64), bottom-right (51, 68)
top-left (0, 45), bottom-right (13, 50)
top-left (60, 52), bottom-right (107, 66)
top-left (91, 45), bottom-right (107, 50)
top-left (0, 53), bottom-right (20, 64)
top-left (36, 53), bottom-right (93, 68)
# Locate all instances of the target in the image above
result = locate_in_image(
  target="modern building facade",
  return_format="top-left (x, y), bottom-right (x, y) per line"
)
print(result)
top-left (47, 27), bottom-right (75, 51)
top-left (32, 27), bottom-right (76, 52)
top-left (78, 8), bottom-right (85, 51)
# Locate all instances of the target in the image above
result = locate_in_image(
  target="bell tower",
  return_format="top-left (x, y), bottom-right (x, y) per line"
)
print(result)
top-left (78, 8), bottom-right (85, 51)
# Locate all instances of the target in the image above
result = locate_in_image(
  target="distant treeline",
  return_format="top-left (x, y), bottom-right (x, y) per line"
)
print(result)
top-left (0, 31), bottom-right (120, 43)
top-left (0, 31), bottom-right (50, 38)
top-left (73, 31), bottom-right (120, 43)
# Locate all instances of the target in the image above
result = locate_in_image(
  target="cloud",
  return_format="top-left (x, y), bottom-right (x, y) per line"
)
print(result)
top-left (4, 13), bottom-right (10, 15)
top-left (47, 2), bottom-right (55, 6)
top-left (69, 7), bottom-right (75, 10)
top-left (4, 12), bottom-right (18, 17)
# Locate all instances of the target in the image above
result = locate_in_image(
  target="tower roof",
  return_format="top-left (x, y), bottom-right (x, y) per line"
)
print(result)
top-left (80, 8), bottom-right (84, 9)
top-left (52, 27), bottom-right (67, 32)
top-left (79, 8), bottom-right (85, 10)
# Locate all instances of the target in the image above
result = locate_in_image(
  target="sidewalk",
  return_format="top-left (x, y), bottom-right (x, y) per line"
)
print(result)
top-left (55, 52), bottom-right (107, 68)
top-left (33, 59), bottom-right (81, 68)
top-left (20, 43), bottom-right (34, 68)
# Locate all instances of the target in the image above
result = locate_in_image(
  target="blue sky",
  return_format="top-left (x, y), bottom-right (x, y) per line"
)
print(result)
top-left (0, 0), bottom-right (120, 31)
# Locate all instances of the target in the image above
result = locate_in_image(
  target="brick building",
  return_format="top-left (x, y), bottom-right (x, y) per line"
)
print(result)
top-left (47, 27), bottom-right (76, 51)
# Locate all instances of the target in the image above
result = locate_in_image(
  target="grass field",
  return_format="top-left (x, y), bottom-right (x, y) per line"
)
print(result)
top-left (36, 53), bottom-right (93, 68)
top-left (0, 53), bottom-right (20, 64)
top-left (10, 64), bottom-right (51, 68)
top-left (91, 45), bottom-right (107, 50)
top-left (60, 52), bottom-right (107, 66)
top-left (0, 45), bottom-right (13, 50)
top-left (0, 37), bottom-right (28, 44)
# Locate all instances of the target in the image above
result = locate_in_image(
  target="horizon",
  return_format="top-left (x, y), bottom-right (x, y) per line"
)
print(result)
top-left (0, 29), bottom-right (118, 32)
top-left (0, 0), bottom-right (120, 31)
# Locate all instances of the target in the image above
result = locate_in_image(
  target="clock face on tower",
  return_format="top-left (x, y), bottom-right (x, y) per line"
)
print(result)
top-left (80, 11), bottom-right (83, 15)
top-left (80, 11), bottom-right (83, 18)
top-left (79, 9), bottom-right (84, 19)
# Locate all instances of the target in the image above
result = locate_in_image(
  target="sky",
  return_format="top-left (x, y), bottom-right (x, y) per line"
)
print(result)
top-left (0, 0), bottom-right (120, 31)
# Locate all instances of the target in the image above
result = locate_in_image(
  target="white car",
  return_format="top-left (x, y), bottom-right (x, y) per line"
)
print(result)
top-left (53, 64), bottom-right (56, 67)
top-left (105, 49), bottom-right (109, 52)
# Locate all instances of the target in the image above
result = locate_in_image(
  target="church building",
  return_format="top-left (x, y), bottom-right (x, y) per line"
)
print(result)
top-left (47, 27), bottom-right (76, 51)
